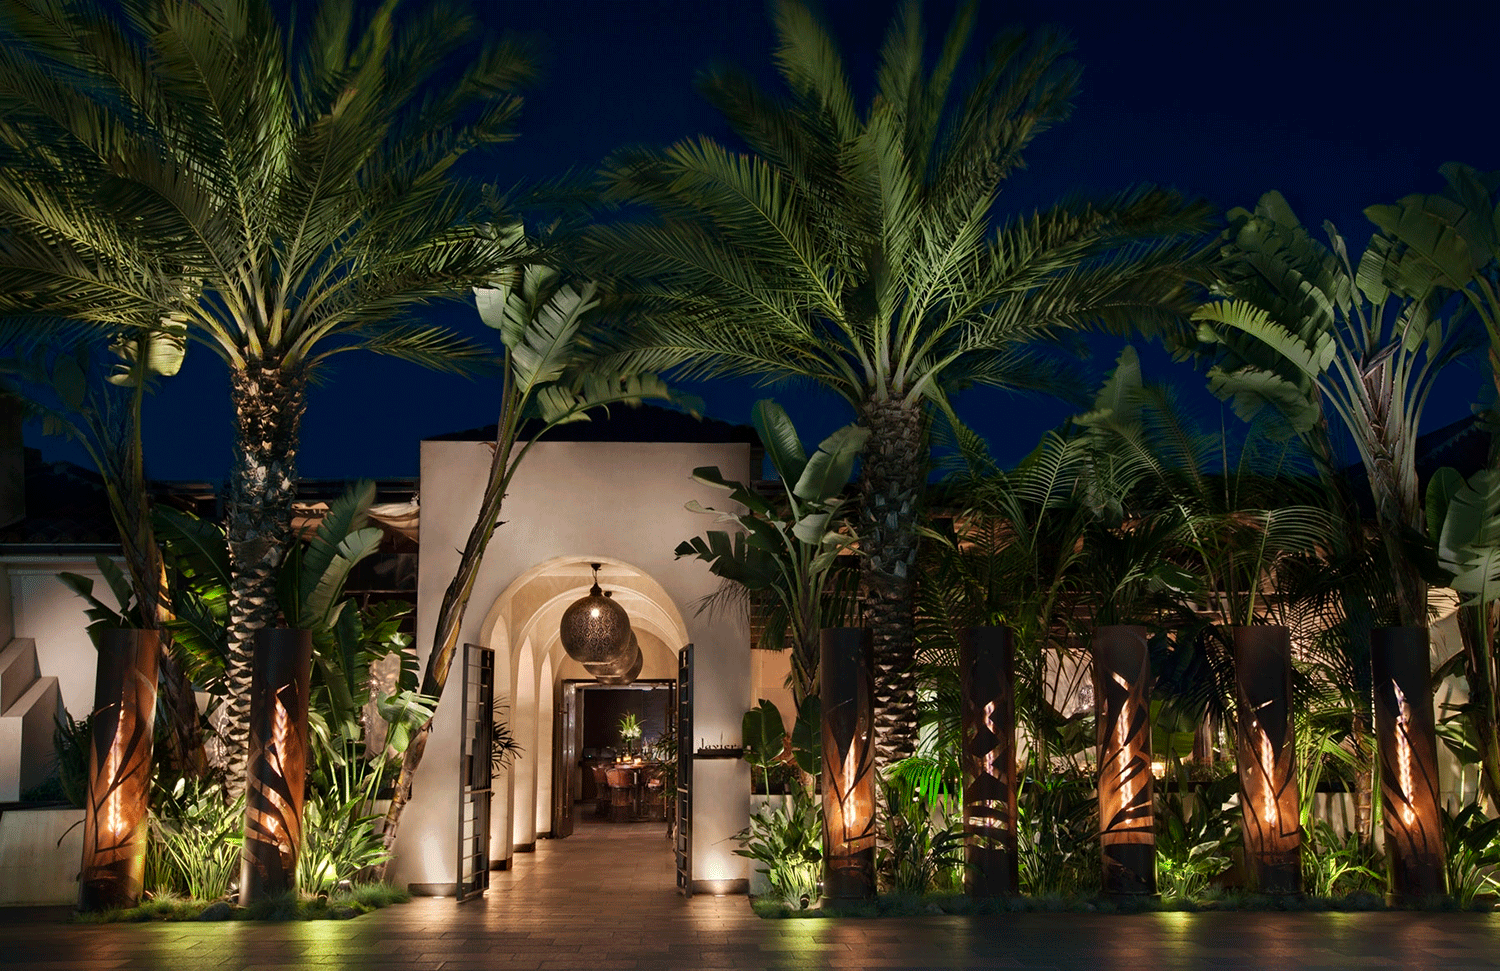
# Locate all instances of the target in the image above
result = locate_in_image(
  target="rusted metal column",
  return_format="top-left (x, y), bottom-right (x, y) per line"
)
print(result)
top-left (1371, 626), bottom-right (1447, 902)
top-left (1093, 625), bottom-right (1155, 896)
top-left (1234, 625), bottom-right (1300, 894)
top-left (821, 627), bottom-right (875, 902)
top-left (79, 629), bottom-right (159, 911)
top-left (961, 626), bottom-right (1018, 896)
top-left (240, 628), bottom-right (313, 903)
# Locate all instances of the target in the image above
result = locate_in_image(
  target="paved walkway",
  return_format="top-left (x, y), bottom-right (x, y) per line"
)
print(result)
top-left (5, 818), bottom-right (1500, 970)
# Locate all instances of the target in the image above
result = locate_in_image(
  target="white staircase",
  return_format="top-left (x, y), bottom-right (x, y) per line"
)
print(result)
top-left (0, 638), bottom-right (62, 802)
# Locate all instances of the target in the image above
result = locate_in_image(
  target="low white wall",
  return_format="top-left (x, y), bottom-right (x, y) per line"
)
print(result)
top-left (0, 807), bottom-right (84, 905)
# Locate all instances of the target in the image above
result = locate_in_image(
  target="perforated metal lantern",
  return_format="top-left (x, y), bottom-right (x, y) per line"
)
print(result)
top-left (596, 632), bottom-right (644, 685)
top-left (560, 564), bottom-right (632, 666)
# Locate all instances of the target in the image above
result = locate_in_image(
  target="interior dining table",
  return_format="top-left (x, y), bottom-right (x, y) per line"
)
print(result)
top-left (602, 761), bottom-right (666, 821)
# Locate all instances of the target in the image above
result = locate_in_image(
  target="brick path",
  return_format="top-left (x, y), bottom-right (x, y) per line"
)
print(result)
top-left (4, 818), bottom-right (1500, 970)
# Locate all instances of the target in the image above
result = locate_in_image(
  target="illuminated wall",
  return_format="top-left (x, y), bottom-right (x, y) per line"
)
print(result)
top-left (395, 440), bottom-right (753, 893)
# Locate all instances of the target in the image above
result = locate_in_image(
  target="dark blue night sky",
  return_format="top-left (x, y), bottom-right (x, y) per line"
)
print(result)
top-left (28, 0), bottom-right (1500, 482)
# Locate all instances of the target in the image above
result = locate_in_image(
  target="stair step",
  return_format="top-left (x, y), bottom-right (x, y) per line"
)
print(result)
top-left (0, 639), bottom-right (39, 716)
top-left (0, 675), bottom-right (61, 802)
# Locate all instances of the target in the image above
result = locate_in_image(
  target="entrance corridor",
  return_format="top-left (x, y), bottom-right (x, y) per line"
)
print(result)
top-left (7, 830), bottom-right (1500, 970)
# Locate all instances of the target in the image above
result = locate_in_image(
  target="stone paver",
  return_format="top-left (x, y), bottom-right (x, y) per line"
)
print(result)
top-left (4, 817), bottom-right (1500, 969)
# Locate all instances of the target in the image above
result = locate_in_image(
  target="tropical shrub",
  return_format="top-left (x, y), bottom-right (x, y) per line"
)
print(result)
top-left (1017, 760), bottom-right (1099, 896)
top-left (734, 784), bottom-right (822, 909)
top-left (1302, 819), bottom-right (1384, 897)
top-left (1155, 762), bottom-right (1238, 900)
top-left (146, 778), bottom-right (244, 901)
top-left (878, 760), bottom-right (964, 894)
top-left (1443, 802), bottom-right (1500, 908)
top-left (298, 741), bottom-right (392, 895)
top-left (51, 714), bottom-right (90, 809)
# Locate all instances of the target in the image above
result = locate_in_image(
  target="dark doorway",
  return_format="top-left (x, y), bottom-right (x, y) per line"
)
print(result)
top-left (553, 680), bottom-right (675, 836)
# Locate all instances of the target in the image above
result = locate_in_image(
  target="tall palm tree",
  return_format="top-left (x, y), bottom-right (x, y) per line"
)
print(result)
top-left (0, 0), bottom-right (532, 787)
top-left (592, 0), bottom-right (1212, 766)
top-left (1193, 192), bottom-right (1477, 628)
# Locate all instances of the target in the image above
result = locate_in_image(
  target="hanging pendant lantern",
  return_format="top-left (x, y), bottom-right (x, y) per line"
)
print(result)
top-left (560, 563), bottom-right (632, 665)
top-left (596, 632), bottom-right (644, 685)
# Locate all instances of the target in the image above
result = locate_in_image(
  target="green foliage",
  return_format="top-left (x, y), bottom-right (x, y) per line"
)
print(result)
top-left (1301, 819), bottom-right (1384, 897)
top-left (50, 714), bottom-right (90, 809)
top-left (298, 743), bottom-right (392, 895)
top-left (1365, 163), bottom-right (1500, 390)
top-left (153, 505), bottom-right (232, 689)
top-left (1154, 761), bottom-right (1238, 900)
top-left (677, 400), bottom-right (867, 701)
top-left (57, 556), bottom-right (142, 640)
top-left (490, 697), bottom-right (522, 774)
top-left (878, 762), bottom-right (964, 894)
top-left (1193, 191), bottom-right (1477, 627)
top-left (72, 883), bottom-right (410, 923)
top-left (1016, 760), bottom-right (1099, 896)
top-left (1443, 802), bottom-right (1500, 908)
top-left (742, 699), bottom-right (787, 793)
top-left (1424, 467), bottom-right (1500, 606)
top-left (734, 785), bottom-right (822, 909)
top-left (789, 696), bottom-right (821, 777)
top-left (146, 778), bottom-right (244, 901)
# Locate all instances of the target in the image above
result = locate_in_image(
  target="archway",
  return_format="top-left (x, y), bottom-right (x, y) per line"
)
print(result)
top-left (476, 555), bottom-right (691, 867)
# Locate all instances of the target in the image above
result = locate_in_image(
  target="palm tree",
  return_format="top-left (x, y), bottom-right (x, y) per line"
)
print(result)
top-left (1365, 164), bottom-right (1500, 416)
top-left (1193, 192), bottom-right (1477, 629)
top-left (591, 0), bottom-right (1212, 765)
top-left (0, 0), bottom-right (533, 787)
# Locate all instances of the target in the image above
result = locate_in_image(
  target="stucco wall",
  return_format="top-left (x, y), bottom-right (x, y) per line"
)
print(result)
top-left (392, 439), bottom-right (753, 890)
top-left (6, 557), bottom-right (108, 718)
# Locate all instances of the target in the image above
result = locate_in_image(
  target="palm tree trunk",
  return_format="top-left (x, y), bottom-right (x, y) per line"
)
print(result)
top-left (105, 371), bottom-right (207, 777)
top-left (1368, 450), bottom-right (1426, 628)
top-left (222, 361), bottom-right (305, 797)
top-left (858, 396), bottom-right (925, 772)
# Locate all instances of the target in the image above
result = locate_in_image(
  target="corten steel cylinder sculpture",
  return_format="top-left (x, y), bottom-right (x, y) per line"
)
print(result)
top-left (961, 626), bottom-right (1018, 896)
top-left (1093, 625), bottom-right (1156, 896)
top-left (1372, 626), bottom-right (1447, 901)
top-left (1233, 626), bottom-right (1301, 894)
top-left (240, 628), bottom-right (313, 903)
top-left (821, 627), bottom-right (876, 902)
top-left (79, 629), bottom-right (159, 911)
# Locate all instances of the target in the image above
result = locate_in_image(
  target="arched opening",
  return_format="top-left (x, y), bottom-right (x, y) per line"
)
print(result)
top-left (476, 555), bottom-right (692, 869)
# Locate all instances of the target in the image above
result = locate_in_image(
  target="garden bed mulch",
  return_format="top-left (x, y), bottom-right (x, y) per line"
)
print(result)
top-left (751, 891), bottom-right (1493, 919)
top-left (71, 885), bottom-right (410, 923)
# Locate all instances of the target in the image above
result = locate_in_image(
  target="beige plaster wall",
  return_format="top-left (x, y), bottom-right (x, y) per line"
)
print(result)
top-left (750, 646), bottom-right (797, 728)
top-left (392, 439), bottom-right (753, 891)
top-left (6, 557), bottom-right (110, 718)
